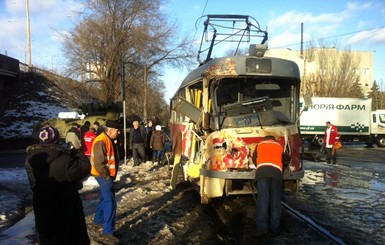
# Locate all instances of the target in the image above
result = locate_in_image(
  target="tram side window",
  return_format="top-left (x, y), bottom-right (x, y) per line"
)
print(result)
top-left (173, 89), bottom-right (187, 123)
top-left (188, 82), bottom-right (203, 108)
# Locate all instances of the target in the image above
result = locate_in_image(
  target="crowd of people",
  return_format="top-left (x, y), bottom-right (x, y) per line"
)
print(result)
top-left (25, 118), bottom-right (169, 244)
top-left (25, 116), bottom-right (340, 244)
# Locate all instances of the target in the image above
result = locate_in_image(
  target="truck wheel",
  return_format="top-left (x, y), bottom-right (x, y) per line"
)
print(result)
top-left (375, 135), bottom-right (385, 148)
top-left (315, 136), bottom-right (324, 146)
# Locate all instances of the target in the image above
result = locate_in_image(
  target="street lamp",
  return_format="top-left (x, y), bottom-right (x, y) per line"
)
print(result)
top-left (120, 61), bottom-right (127, 164)
top-left (143, 65), bottom-right (148, 121)
top-left (120, 61), bottom-right (149, 164)
top-left (121, 61), bottom-right (149, 120)
top-left (26, 0), bottom-right (32, 69)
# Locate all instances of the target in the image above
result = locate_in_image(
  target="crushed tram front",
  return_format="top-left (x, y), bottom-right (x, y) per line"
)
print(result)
top-left (170, 51), bottom-right (304, 204)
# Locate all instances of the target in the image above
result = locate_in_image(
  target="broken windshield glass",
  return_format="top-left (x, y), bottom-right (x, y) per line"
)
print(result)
top-left (215, 77), bottom-right (294, 128)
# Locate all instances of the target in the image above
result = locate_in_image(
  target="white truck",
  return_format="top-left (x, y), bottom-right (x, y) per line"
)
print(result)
top-left (300, 97), bottom-right (385, 148)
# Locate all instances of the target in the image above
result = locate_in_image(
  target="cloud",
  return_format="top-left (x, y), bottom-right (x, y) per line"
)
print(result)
top-left (1, 0), bottom-right (83, 68)
top-left (267, 11), bottom-right (348, 35)
top-left (264, 1), bottom-right (385, 49)
top-left (4, 0), bottom-right (24, 14)
top-left (348, 27), bottom-right (385, 45)
top-left (346, 1), bottom-right (373, 12)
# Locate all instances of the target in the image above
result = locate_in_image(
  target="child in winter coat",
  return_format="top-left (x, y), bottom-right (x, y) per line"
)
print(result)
top-left (150, 125), bottom-right (165, 165)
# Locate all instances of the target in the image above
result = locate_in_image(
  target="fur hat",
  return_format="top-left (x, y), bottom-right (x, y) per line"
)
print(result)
top-left (39, 126), bottom-right (60, 144)
top-left (155, 125), bottom-right (162, 131)
top-left (105, 120), bottom-right (122, 129)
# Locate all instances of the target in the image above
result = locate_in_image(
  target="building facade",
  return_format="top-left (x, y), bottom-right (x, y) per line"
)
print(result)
top-left (265, 48), bottom-right (373, 96)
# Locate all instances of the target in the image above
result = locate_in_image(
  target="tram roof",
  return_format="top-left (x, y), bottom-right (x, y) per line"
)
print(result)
top-left (178, 56), bottom-right (300, 90)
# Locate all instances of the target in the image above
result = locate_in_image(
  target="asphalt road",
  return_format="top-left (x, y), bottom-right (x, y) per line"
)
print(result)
top-left (0, 150), bottom-right (26, 168)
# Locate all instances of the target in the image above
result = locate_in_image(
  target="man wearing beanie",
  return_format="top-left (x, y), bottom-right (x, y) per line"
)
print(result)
top-left (91, 120), bottom-right (121, 244)
top-left (25, 126), bottom-right (91, 245)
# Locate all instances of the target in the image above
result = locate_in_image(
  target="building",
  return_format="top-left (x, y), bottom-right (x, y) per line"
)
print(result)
top-left (265, 48), bottom-right (374, 96)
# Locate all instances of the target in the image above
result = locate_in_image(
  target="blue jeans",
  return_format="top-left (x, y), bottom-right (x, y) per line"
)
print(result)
top-left (94, 177), bottom-right (116, 234)
top-left (255, 177), bottom-right (282, 233)
top-left (152, 150), bottom-right (162, 160)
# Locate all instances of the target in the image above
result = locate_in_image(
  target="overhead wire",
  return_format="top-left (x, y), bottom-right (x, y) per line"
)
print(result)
top-left (190, 0), bottom-right (209, 53)
top-left (273, 25), bottom-right (385, 49)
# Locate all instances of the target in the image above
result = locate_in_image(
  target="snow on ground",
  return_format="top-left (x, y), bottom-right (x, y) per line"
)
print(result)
top-left (0, 159), bottom-right (124, 243)
top-left (0, 158), bottom-right (219, 245)
top-left (0, 76), bottom-right (86, 139)
top-left (0, 99), bottom-right (71, 138)
top-left (0, 164), bottom-right (99, 234)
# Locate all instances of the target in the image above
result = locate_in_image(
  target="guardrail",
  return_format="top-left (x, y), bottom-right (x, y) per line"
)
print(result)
top-left (19, 61), bottom-right (78, 84)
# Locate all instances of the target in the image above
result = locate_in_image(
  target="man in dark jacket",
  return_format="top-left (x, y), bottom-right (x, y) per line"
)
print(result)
top-left (144, 119), bottom-right (154, 161)
top-left (25, 126), bottom-right (91, 245)
top-left (80, 120), bottom-right (91, 139)
top-left (128, 120), bottom-right (147, 166)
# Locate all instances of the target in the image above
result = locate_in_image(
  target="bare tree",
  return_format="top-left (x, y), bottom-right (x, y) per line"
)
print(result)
top-left (302, 39), bottom-right (363, 98)
top-left (63, 0), bottom-right (194, 120)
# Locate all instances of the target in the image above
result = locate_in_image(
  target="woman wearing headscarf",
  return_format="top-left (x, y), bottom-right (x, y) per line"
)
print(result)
top-left (25, 126), bottom-right (91, 245)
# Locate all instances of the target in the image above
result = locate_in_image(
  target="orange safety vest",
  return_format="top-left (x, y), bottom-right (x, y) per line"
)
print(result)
top-left (90, 133), bottom-right (116, 177)
top-left (256, 139), bottom-right (283, 172)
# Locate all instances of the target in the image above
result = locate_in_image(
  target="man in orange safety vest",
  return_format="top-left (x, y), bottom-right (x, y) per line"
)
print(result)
top-left (253, 135), bottom-right (284, 237)
top-left (91, 120), bottom-right (121, 244)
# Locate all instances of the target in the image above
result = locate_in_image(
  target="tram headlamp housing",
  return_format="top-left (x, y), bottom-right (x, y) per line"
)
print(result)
top-left (249, 44), bottom-right (267, 57)
top-left (246, 58), bottom-right (272, 73)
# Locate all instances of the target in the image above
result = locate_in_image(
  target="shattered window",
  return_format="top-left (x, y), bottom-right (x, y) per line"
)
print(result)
top-left (215, 77), bottom-right (298, 128)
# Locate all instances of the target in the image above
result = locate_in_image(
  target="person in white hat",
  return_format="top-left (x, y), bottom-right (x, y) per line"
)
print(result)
top-left (150, 125), bottom-right (165, 165)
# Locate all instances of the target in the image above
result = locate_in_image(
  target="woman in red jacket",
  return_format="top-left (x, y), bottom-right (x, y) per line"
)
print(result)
top-left (323, 121), bottom-right (340, 164)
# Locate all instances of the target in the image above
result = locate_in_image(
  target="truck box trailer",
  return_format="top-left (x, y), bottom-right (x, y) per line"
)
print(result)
top-left (300, 97), bottom-right (385, 148)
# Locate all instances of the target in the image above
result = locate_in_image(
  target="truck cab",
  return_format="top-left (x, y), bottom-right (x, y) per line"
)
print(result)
top-left (370, 110), bottom-right (385, 147)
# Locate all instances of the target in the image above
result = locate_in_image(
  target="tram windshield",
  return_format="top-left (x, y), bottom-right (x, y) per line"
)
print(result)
top-left (215, 77), bottom-right (299, 128)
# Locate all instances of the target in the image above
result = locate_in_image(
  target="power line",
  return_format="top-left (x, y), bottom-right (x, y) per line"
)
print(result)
top-left (189, 0), bottom-right (209, 53)
top-left (273, 25), bottom-right (385, 49)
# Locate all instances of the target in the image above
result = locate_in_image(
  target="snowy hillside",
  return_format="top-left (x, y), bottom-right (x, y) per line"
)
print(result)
top-left (0, 72), bottom-right (95, 139)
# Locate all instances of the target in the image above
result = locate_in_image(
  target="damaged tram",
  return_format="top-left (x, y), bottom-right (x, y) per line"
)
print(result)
top-left (169, 15), bottom-right (304, 203)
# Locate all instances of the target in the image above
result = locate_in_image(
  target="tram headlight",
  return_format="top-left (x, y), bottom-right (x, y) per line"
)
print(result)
top-left (246, 58), bottom-right (272, 73)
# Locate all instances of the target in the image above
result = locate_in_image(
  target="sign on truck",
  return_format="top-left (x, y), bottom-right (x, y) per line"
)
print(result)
top-left (300, 97), bottom-right (385, 147)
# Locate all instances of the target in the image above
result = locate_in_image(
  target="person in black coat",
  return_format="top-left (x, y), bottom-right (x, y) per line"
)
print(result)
top-left (25, 126), bottom-right (91, 245)
top-left (128, 120), bottom-right (147, 166)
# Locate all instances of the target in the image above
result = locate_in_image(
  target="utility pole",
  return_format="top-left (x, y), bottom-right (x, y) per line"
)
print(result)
top-left (120, 61), bottom-right (127, 164)
top-left (122, 61), bottom-right (148, 121)
top-left (26, 0), bottom-right (32, 69)
top-left (143, 65), bottom-right (148, 121)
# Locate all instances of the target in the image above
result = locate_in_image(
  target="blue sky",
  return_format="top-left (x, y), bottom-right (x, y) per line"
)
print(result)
top-left (1, 0), bottom-right (384, 100)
